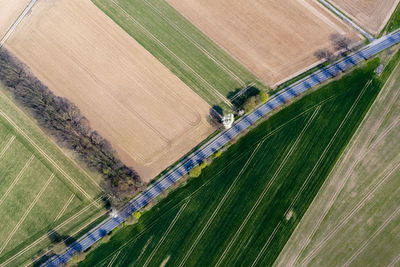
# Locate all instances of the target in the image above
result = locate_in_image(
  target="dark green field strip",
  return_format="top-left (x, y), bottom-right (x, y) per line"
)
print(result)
top-left (79, 62), bottom-right (380, 266)
top-left (91, 0), bottom-right (266, 107)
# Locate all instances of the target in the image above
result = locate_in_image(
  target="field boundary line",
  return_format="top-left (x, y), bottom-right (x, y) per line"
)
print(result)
top-left (0, 155), bottom-right (34, 207)
top-left (107, 250), bottom-right (120, 267)
top-left (0, 135), bottom-right (15, 160)
top-left (299, 162), bottom-right (400, 266)
top-left (251, 222), bottom-right (282, 267)
top-left (141, 0), bottom-right (246, 86)
top-left (1, 197), bottom-right (102, 267)
top-left (343, 204), bottom-right (400, 266)
top-left (110, 0), bottom-right (232, 107)
top-left (291, 80), bottom-right (371, 265)
top-left (0, 173), bottom-right (54, 256)
top-left (215, 106), bottom-right (321, 267)
top-left (0, 111), bottom-right (99, 208)
top-left (178, 142), bottom-right (264, 267)
top-left (54, 194), bottom-right (75, 222)
top-left (0, 0), bottom-right (38, 47)
top-left (143, 199), bottom-right (190, 267)
top-left (284, 80), bottom-right (372, 218)
top-left (115, 253), bottom-right (127, 267)
top-left (389, 253), bottom-right (400, 267)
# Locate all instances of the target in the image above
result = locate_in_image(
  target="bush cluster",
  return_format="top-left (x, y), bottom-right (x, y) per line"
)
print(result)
top-left (0, 49), bottom-right (143, 203)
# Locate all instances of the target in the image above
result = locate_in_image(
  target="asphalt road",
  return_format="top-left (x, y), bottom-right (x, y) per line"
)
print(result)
top-left (41, 29), bottom-right (400, 267)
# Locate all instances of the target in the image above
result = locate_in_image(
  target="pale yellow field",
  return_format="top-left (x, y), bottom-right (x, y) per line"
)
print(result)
top-left (331, 0), bottom-right (400, 35)
top-left (5, 0), bottom-right (214, 182)
top-left (0, 0), bottom-right (31, 39)
top-left (166, 0), bottom-right (359, 86)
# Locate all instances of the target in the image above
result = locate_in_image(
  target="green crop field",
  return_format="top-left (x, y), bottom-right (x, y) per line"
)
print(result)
top-left (0, 87), bottom-right (106, 266)
top-left (275, 52), bottom-right (400, 267)
top-left (78, 61), bottom-right (381, 267)
top-left (91, 0), bottom-right (267, 110)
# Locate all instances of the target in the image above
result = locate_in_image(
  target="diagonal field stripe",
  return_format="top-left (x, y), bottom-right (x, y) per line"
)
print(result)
top-left (0, 111), bottom-right (99, 208)
top-left (107, 250), bottom-right (121, 267)
top-left (141, 0), bottom-right (245, 86)
top-left (0, 155), bottom-right (34, 208)
top-left (143, 199), bottom-right (190, 267)
top-left (178, 142), bottom-right (264, 267)
top-left (54, 194), bottom-right (75, 222)
top-left (110, 0), bottom-right (233, 107)
top-left (0, 173), bottom-right (55, 255)
top-left (215, 106), bottom-right (321, 267)
top-left (0, 135), bottom-right (15, 160)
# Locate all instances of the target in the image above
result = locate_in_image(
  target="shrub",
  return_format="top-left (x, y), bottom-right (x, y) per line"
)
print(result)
top-left (133, 211), bottom-right (142, 220)
top-left (189, 165), bottom-right (202, 178)
top-left (243, 96), bottom-right (257, 113)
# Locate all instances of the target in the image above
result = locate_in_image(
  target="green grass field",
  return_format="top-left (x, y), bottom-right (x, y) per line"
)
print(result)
top-left (275, 52), bottom-right (400, 267)
top-left (78, 60), bottom-right (381, 266)
top-left (91, 0), bottom-right (267, 110)
top-left (0, 87), bottom-right (106, 266)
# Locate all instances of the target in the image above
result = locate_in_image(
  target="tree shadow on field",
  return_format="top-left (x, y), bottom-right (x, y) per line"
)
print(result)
top-left (208, 106), bottom-right (223, 128)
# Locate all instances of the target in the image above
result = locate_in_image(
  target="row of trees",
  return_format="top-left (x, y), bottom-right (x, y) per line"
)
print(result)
top-left (0, 49), bottom-right (143, 205)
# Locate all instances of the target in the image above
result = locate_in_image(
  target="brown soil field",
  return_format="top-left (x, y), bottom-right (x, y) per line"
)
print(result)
top-left (0, 0), bottom-right (31, 39)
top-left (331, 0), bottom-right (400, 35)
top-left (5, 0), bottom-right (214, 182)
top-left (166, 0), bottom-right (359, 86)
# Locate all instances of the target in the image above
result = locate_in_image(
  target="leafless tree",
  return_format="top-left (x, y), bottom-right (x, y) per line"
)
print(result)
top-left (330, 33), bottom-right (352, 52)
top-left (314, 48), bottom-right (334, 62)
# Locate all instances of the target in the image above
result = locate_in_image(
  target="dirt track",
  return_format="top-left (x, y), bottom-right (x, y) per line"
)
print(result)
top-left (166, 0), bottom-right (359, 86)
top-left (0, 0), bottom-right (31, 39)
top-left (5, 0), bottom-right (214, 182)
top-left (331, 0), bottom-right (400, 35)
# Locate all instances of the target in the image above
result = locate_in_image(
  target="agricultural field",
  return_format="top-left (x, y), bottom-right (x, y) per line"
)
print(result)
top-left (4, 0), bottom-right (214, 182)
top-left (0, 0), bottom-right (30, 40)
top-left (0, 86), bottom-right (106, 266)
top-left (331, 0), bottom-right (400, 35)
top-left (92, 0), bottom-right (266, 108)
top-left (275, 54), bottom-right (400, 266)
top-left (165, 0), bottom-right (359, 86)
top-left (78, 62), bottom-right (380, 267)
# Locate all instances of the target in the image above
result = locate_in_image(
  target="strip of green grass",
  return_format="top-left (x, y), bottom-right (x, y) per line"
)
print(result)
top-left (381, 3), bottom-right (400, 35)
top-left (78, 60), bottom-right (381, 266)
top-left (91, 0), bottom-right (267, 109)
top-left (0, 88), bottom-right (106, 266)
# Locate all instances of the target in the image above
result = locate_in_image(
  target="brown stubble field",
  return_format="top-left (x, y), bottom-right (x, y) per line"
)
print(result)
top-left (331, 0), bottom-right (400, 35)
top-left (165, 0), bottom-right (359, 87)
top-left (0, 0), bottom-right (31, 39)
top-left (5, 0), bottom-right (214, 182)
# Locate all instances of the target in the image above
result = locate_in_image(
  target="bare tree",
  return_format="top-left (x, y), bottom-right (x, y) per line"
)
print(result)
top-left (330, 33), bottom-right (352, 52)
top-left (314, 48), bottom-right (334, 62)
